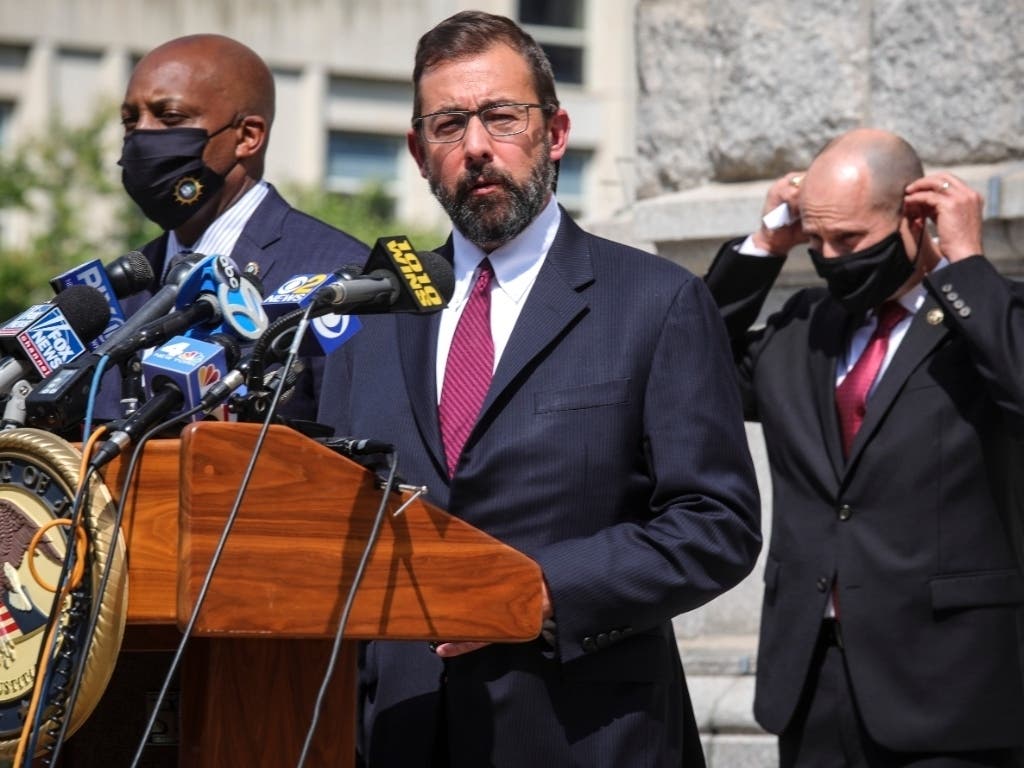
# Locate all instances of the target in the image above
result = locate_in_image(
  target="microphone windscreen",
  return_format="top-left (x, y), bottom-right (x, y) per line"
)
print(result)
top-left (417, 250), bottom-right (455, 304)
top-left (53, 285), bottom-right (112, 343)
top-left (107, 250), bottom-right (155, 297)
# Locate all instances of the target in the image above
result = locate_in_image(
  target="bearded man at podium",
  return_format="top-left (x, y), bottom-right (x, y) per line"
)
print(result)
top-left (317, 10), bottom-right (762, 768)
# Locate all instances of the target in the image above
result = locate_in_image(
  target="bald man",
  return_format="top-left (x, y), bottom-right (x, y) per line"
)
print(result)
top-left (705, 128), bottom-right (1024, 767)
top-left (67, 35), bottom-right (367, 766)
top-left (101, 33), bottom-right (367, 423)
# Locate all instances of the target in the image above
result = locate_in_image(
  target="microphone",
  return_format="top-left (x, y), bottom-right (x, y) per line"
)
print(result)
top-left (310, 237), bottom-right (454, 315)
top-left (319, 436), bottom-right (395, 457)
top-left (23, 253), bottom-right (212, 431)
top-left (174, 253), bottom-right (268, 341)
top-left (50, 251), bottom-right (155, 348)
top-left (88, 334), bottom-right (237, 469)
top-left (261, 271), bottom-right (363, 357)
top-left (0, 285), bottom-right (111, 383)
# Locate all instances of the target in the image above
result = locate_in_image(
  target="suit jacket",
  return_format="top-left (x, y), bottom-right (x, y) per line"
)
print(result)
top-left (96, 184), bottom-right (368, 423)
top-left (705, 239), bottom-right (1024, 752)
top-left (318, 212), bottom-right (762, 767)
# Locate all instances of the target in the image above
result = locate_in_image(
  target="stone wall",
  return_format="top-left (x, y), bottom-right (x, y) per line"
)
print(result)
top-left (595, 0), bottom-right (1024, 277)
top-left (634, 0), bottom-right (1024, 199)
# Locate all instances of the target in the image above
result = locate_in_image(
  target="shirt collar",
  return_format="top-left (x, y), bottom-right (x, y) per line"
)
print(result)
top-left (450, 195), bottom-right (561, 305)
top-left (895, 256), bottom-right (950, 315)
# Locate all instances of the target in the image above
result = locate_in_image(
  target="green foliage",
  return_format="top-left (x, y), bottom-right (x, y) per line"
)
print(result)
top-left (0, 103), bottom-right (156, 317)
top-left (283, 183), bottom-right (447, 252)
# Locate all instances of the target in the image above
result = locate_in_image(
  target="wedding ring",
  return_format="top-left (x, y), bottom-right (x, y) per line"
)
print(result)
top-left (789, 175), bottom-right (803, 188)
top-left (940, 181), bottom-right (951, 191)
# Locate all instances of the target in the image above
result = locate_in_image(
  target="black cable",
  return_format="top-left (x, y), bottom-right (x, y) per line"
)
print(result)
top-left (45, 404), bottom-right (204, 765)
top-left (128, 307), bottom-right (310, 768)
top-left (294, 450), bottom-right (399, 768)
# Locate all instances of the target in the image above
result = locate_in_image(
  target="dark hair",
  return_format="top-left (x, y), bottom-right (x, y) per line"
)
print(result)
top-left (412, 10), bottom-right (559, 119)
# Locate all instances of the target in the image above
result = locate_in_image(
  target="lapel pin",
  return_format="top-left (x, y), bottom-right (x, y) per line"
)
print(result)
top-left (926, 308), bottom-right (944, 326)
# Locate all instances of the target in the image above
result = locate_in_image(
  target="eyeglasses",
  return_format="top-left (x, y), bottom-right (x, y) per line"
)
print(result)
top-left (413, 103), bottom-right (554, 144)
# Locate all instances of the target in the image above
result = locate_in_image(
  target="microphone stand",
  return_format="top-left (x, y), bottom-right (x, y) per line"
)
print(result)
top-left (119, 352), bottom-right (144, 417)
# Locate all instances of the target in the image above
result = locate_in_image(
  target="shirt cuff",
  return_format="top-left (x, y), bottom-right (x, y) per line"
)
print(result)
top-left (737, 234), bottom-right (774, 257)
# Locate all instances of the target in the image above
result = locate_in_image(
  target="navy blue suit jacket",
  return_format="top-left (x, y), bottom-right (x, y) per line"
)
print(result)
top-left (96, 184), bottom-right (368, 423)
top-left (318, 211), bottom-right (761, 767)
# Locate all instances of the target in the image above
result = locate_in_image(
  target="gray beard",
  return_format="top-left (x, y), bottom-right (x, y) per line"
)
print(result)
top-left (430, 151), bottom-right (556, 251)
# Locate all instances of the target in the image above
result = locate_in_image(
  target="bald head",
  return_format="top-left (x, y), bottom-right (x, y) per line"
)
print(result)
top-left (130, 34), bottom-right (275, 129)
top-left (805, 128), bottom-right (923, 214)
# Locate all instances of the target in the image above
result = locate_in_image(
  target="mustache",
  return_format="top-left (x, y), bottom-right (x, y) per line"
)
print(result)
top-left (456, 166), bottom-right (512, 197)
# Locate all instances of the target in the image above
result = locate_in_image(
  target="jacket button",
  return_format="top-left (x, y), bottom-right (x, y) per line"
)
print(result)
top-left (838, 504), bottom-right (852, 521)
top-left (959, 306), bottom-right (972, 317)
top-left (582, 636), bottom-right (597, 653)
top-left (940, 283), bottom-right (953, 293)
top-left (816, 577), bottom-right (829, 592)
top-left (609, 630), bottom-right (622, 644)
top-left (947, 291), bottom-right (959, 301)
top-left (596, 633), bottom-right (610, 649)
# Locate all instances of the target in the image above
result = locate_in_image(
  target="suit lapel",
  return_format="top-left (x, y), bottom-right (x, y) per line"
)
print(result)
top-left (396, 260), bottom-right (448, 475)
top-left (845, 295), bottom-right (950, 467)
top-left (809, 299), bottom-right (853, 481)
top-left (483, 220), bottom-right (592, 416)
top-left (230, 184), bottom-right (289, 284)
top-left (405, 215), bottom-right (593, 473)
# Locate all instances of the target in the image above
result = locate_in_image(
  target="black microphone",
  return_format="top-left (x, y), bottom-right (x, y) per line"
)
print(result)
top-left (24, 253), bottom-right (211, 431)
top-left (94, 253), bottom-right (212, 361)
top-left (104, 250), bottom-right (156, 298)
top-left (311, 237), bottom-right (454, 315)
top-left (0, 285), bottom-right (111, 393)
top-left (320, 436), bottom-right (395, 456)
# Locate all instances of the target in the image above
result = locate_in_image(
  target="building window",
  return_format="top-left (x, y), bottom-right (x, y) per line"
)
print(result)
top-left (518, 0), bottom-right (585, 85)
top-left (0, 44), bottom-right (29, 73)
top-left (557, 148), bottom-right (590, 217)
top-left (0, 101), bottom-right (13, 150)
top-left (519, 1), bottom-right (583, 28)
top-left (326, 131), bottom-right (403, 195)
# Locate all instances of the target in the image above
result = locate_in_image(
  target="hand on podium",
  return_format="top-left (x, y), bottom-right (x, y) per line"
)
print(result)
top-left (432, 578), bottom-right (553, 658)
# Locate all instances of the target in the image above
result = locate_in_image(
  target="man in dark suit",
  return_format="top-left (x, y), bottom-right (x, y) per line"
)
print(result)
top-left (64, 35), bottom-right (367, 767)
top-left (103, 33), bottom-right (367, 422)
top-left (705, 128), bottom-right (1024, 766)
top-left (317, 11), bottom-right (761, 767)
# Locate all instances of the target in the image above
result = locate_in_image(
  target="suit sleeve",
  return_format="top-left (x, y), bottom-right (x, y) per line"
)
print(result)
top-left (925, 255), bottom-right (1024, 426)
top-left (702, 238), bottom-right (789, 421)
top-left (533, 275), bottom-right (762, 664)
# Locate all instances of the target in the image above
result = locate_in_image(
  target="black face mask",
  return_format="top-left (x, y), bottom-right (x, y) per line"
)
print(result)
top-left (809, 230), bottom-right (917, 316)
top-left (118, 122), bottom-right (235, 231)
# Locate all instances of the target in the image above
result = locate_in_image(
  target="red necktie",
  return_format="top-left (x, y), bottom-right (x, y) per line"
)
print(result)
top-left (439, 260), bottom-right (494, 477)
top-left (835, 301), bottom-right (908, 457)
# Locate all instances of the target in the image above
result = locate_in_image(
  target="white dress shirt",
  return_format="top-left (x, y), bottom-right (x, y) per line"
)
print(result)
top-left (435, 196), bottom-right (561, 401)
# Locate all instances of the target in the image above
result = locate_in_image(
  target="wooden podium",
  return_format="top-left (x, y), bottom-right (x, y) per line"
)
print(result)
top-left (98, 422), bottom-right (544, 767)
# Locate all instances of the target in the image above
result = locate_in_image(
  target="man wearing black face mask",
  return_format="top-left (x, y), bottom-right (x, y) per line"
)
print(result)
top-left (705, 127), bottom-right (1024, 767)
top-left (100, 33), bottom-right (368, 423)
top-left (63, 35), bottom-right (368, 767)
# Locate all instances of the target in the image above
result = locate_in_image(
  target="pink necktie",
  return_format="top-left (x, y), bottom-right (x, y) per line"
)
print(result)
top-left (835, 301), bottom-right (908, 457)
top-left (439, 260), bottom-right (494, 477)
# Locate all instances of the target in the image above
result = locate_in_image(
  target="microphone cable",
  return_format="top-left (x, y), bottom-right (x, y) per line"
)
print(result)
top-left (44, 397), bottom-right (208, 766)
top-left (128, 301), bottom-right (311, 768)
top-left (294, 446), bottom-right (401, 768)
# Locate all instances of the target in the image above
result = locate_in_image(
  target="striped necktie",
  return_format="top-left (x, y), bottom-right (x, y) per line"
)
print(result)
top-left (439, 260), bottom-right (494, 477)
